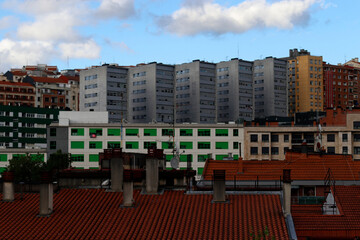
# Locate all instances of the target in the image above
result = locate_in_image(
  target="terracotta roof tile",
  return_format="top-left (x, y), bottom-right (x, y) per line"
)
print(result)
top-left (0, 81), bottom-right (33, 87)
top-left (0, 189), bottom-right (289, 239)
top-left (203, 152), bottom-right (360, 181)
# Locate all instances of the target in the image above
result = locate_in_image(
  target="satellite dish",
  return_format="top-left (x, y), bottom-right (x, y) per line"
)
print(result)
top-left (170, 155), bottom-right (179, 169)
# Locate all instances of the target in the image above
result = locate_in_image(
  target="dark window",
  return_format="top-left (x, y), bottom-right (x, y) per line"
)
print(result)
top-left (233, 129), bottom-right (239, 136)
top-left (354, 121), bottom-right (360, 129)
top-left (327, 147), bottom-right (335, 154)
top-left (304, 187), bottom-right (315, 196)
top-left (342, 133), bottom-right (348, 142)
top-left (354, 147), bottom-right (360, 155)
top-left (343, 146), bottom-right (348, 154)
top-left (50, 141), bottom-right (56, 150)
top-left (162, 129), bottom-right (174, 136)
top-left (233, 142), bottom-right (239, 149)
top-left (327, 134), bottom-right (335, 142)
top-left (354, 134), bottom-right (360, 142)
top-left (180, 129), bottom-right (192, 136)
top-left (144, 142), bottom-right (156, 149)
top-left (250, 147), bottom-right (258, 155)
top-left (50, 128), bottom-right (56, 137)
top-left (271, 147), bottom-right (279, 155)
top-left (198, 129), bottom-right (210, 136)
top-left (284, 134), bottom-right (289, 142)
top-left (262, 134), bottom-right (269, 142)
top-left (262, 147), bottom-right (269, 155)
top-left (284, 147), bottom-right (289, 154)
top-left (271, 134), bottom-right (279, 142)
top-left (198, 142), bottom-right (210, 149)
top-left (250, 134), bottom-right (258, 142)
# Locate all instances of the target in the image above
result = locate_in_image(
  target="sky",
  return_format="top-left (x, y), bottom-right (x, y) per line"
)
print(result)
top-left (0, 0), bottom-right (358, 72)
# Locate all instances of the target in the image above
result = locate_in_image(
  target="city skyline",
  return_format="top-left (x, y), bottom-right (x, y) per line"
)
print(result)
top-left (0, 0), bottom-right (358, 72)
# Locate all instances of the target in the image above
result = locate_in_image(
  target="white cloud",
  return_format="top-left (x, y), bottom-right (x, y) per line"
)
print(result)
top-left (0, 16), bottom-right (19, 30)
top-left (96, 0), bottom-right (136, 19)
top-left (157, 0), bottom-right (321, 36)
top-left (59, 40), bottom-right (101, 59)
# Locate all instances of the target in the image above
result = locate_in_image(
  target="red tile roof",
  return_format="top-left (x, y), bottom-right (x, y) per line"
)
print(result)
top-left (293, 186), bottom-right (360, 239)
top-left (0, 81), bottom-right (33, 87)
top-left (203, 152), bottom-right (360, 181)
top-left (31, 76), bottom-right (68, 84)
top-left (0, 189), bottom-right (289, 239)
top-left (10, 71), bottom-right (27, 76)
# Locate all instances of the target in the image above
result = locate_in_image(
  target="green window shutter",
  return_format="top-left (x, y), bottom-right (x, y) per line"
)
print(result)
top-left (180, 129), bottom-right (193, 136)
top-left (198, 142), bottom-right (210, 149)
top-left (126, 129), bottom-right (139, 136)
top-left (144, 129), bottom-right (157, 136)
top-left (165, 155), bottom-right (173, 162)
top-left (0, 154), bottom-right (7, 162)
top-left (126, 141), bottom-right (139, 149)
top-left (108, 128), bottom-right (120, 136)
top-left (197, 167), bottom-right (204, 175)
top-left (180, 142), bottom-right (193, 149)
top-left (71, 141), bottom-right (84, 149)
top-left (197, 154), bottom-right (208, 162)
top-left (216, 129), bottom-right (228, 136)
top-left (216, 154), bottom-right (228, 160)
top-left (31, 154), bottom-right (44, 162)
top-left (216, 142), bottom-right (228, 149)
top-left (71, 154), bottom-right (84, 162)
top-left (162, 129), bottom-right (174, 136)
top-left (180, 154), bottom-right (192, 162)
top-left (198, 129), bottom-right (210, 136)
top-left (162, 142), bottom-right (174, 149)
top-left (89, 154), bottom-right (99, 162)
top-left (90, 167), bottom-right (99, 169)
top-left (71, 128), bottom-right (84, 136)
top-left (234, 154), bottom-right (239, 160)
top-left (0, 167), bottom-right (7, 173)
top-left (12, 154), bottom-right (26, 158)
top-left (144, 142), bottom-right (156, 149)
top-left (233, 142), bottom-right (239, 149)
top-left (108, 141), bottom-right (121, 149)
top-left (89, 141), bottom-right (102, 149)
top-left (89, 128), bottom-right (102, 136)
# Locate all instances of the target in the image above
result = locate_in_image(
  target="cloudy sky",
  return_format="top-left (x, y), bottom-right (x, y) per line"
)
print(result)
top-left (0, 0), bottom-right (357, 72)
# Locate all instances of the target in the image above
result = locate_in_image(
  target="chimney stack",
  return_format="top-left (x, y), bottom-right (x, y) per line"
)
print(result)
top-left (283, 169), bottom-right (292, 217)
top-left (146, 148), bottom-right (162, 194)
top-left (122, 170), bottom-right (134, 207)
top-left (109, 148), bottom-right (123, 192)
top-left (2, 171), bottom-right (15, 202)
top-left (39, 172), bottom-right (53, 216)
top-left (213, 170), bottom-right (226, 202)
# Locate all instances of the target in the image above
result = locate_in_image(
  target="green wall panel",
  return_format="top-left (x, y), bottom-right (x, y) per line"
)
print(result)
top-left (89, 154), bottom-right (99, 162)
top-left (0, 154), bottom-right (7, 161)
top-left (126, 141), bottom-right (139, 149)
top-left (144, 129), bottom-right (157, 136)
top-left (71, 141), bottom-right (84, 149)
top-left (216, 142), bottom-right (228, 149)
top-left (108, 128), bottom-right (120, 136)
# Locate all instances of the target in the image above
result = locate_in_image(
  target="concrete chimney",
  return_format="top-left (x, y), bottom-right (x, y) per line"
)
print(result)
top-left (39, 172), bottom-right (53, 216)
top-left (283, 169), bottom-right (292, 217)
top-left (146, 148), bottom-right (161, 194)
top-left (122, 170), bottom-right (134, 207)
top-left (109, 148), bottom-right (123, 192)
top-left (213, 170), bottom-right (226, 202)
top-left (2, 171), bottom-right (15, 202)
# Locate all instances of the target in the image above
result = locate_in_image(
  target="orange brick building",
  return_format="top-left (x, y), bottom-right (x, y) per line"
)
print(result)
top-left (0, 82), bottom-right (35, 107)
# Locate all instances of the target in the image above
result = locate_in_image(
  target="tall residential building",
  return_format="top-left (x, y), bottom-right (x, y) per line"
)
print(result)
top-left (323, 63), bottom-right (360, 109)
top-left (285, 50), bottom-right (323, 115)
top-left (252, 57), bottom-right (288, 118)
top-left (175, 60), bottom-right (216, 123)
top-left (216, 58), bottom-right (253, 122)
top-left (80, 64), bottom-right (128, 123)
top-left (127, 63), bottom-right (174, 123)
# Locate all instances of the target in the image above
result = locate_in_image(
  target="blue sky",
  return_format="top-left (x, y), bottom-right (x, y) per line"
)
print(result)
top-left (0, 0), bottom-right (358, 72)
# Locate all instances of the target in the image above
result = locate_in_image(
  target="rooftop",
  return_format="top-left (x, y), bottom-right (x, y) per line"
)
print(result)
top-left (0, 189), bottom-right (289, 239)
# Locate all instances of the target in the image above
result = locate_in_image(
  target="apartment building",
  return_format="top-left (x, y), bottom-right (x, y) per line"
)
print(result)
top-left (175, 60), bottom-right (216, 123)
top-left (127, 63), bottom-right (174, 123)
top-left (253, 57), bottom-right (288, 118)
top-left (80, 64), bottom-right (128, 123)
top-left (0, 82), bottom-right (35, 107)
top-left (216, 58), bottom-right (253, 122)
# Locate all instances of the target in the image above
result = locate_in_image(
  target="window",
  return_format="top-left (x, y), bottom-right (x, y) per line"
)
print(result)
top-left (233, 129), bottom-right (239, 136)
top-left (271, 147), bottom-right (279, 155)
top-left (89, 154), bottom-right (99, 162)
top-left (233, 142), bottom-right (239, 149)
top-left (71, 154), bottom-right (84, 162)
top-left (180, 155), bottom-right (192, 162)
top-left (108, 141), bottom-right (121, 149)
top-left (89, 141), bottom-right (102, 149)
top-left (250, 134), bottom-right (258, 142)
top-left (271, 134), bottom-right (279, 142)
top-left (50, 128), bottom-right (56, 137)
top-left (162, 129), bottom-right (174, 136)
top-left (126, 129), bottom-right (139, 136)
top-left (144, 129), bottom-right (157, 136)
top-left (216, 142), bottom-right (228, 149)
top-left (144, 141), bottom-right (156, 149)
top-left (342, 133), bottom-right (348, 142)
top-left (197, 167), bottom-right (204, 175)
top-left (262, 134), bottom-right (269, 142)
top-left (250, 147), bottom-right (258, 155)
top-left (108, 129), bottom-right (120, 136)
top-left (327, 147), bottom-right (335, 154)
top-left (262, 147), bottom-right (269, 155)
top-left (180, 142), bottom-right (193, 149)
top-left (327, 134), bottom-right (335, 142)
top-left (71, 141), bottom-right (84, 149)
top-left (180, 129), bottom-right (193, 136)
top-left (50, 141), bottom-right (56, 150)
top-left (198, 142), bottom-right (210, 149)
top-left (198, 129), bottom-right (210, 136)
top-left (284, 147), bottom-right (289, 153)
top-left (354, 134), bottom-right (360, 142)
top-left (71, 128), bottom-right (84, 136)
top-left (343, 146), bottom-right (348, 154)
top-left (89, 128), bottom-right (102, 137)
top-left (197, 155), bottom-right (208, 162)
top-left (354, 147), bottom-right (360, 155)
top-left (162, 142), bottom-right (174, 149)
top-left (216, 129), bottom-right (228, 136)
top-left (284, 135), bottom-right (289, 142)
top-left (125, 141), bottom-right (139, 149)
top-left (354, 121), bottom-right (360, 129)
